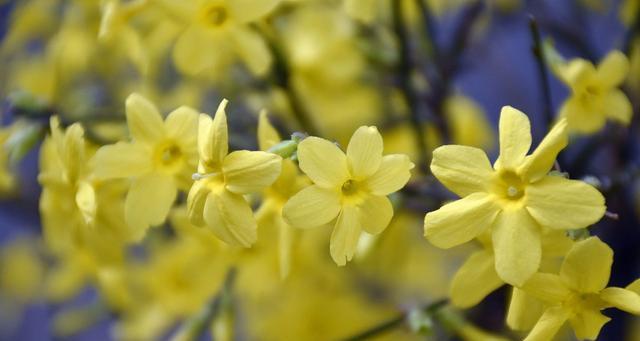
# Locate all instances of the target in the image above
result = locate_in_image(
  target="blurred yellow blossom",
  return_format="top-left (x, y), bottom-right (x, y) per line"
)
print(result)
top-left (557, 50), bottom-right (632, 134)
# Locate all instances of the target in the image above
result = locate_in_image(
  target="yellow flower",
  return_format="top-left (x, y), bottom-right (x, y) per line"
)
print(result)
top-left (0, 126), bottom-right (16, 195)
top-left (187, 100), bottom-right (282, 247)
top-left (520, 237), bottom-right (640, 341)
top-left (557, 50), bottom-right (632, 134)
top-left (450, 230), bottom-right (572, 309)
top-left (424, 106), bottom-right (606, 286)
top-left (255, 112), bottom-right (309, 278)
top-left (39, 117), bottom-right (129, 256)
top-left (170, 0), bottom-right (281, 76)
top-left (283, 126), bottom-right (414, 265)
top-left (93, 93), bottom-right (199, 239)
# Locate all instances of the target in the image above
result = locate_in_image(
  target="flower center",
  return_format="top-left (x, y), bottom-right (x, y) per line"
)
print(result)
top-left (200, 4), bottom-right (229, 28)
top-left (340, 179), bottom-right (368, 205)
top-left (491, 169), bottom-right (526, 204)
top-left (154, 141), bottom-right (184, 173)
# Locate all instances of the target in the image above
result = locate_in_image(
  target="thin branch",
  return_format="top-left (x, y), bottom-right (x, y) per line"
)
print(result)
top-left (391, 0), bottom-right (430, 172)
top-left (528, 15), bottom-right (554, 128)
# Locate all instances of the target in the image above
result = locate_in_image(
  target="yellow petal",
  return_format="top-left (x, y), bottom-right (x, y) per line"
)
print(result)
top-left (125, 174), bottom-right (177, 240)
top-left (276, 216), bottom-right (293, 279)
top-left (557, 59), bottom-right (596, 86)
top-left (297, 137), bottom-right (349, 188)
top-left (330, 206), bottom-right (361, 266)
top-left (600, 287), bottom-right (640, 314)
top-left (230, 27), bottom-right (272, 76)
top-left (526, 176), bottom-right (605, 230)
top-left (365, 154), bottom-right (414, 196)
top-left (228, 0), bottom-right (281, 23)
top-left (223, 150), bottom-right (282, 194)
top-left (92, 142), bottom-right (152, 179)
top-left (561, 236), bottom-right (612, 293)
top-left (75, 181), bottom-right (96, 226)
top-left (559, 96), bottom-right (607, 134)
top-left (507, 288), bottom-right (545, 331)
top-left (523, 307), bottom-right (569, 341)
top-left (125, 93), bottom-right (165, 144)
top-left (424, 193), bottom-right (498, 249)
top-left (187, 180), bottom-right (210, 227)
top-left (258, 111), bottom-right (281, 150)
top-left (603, 89), bottom-right (633, 125)
top-left (495, 106), bottom-right (531, 170)
top-left (521, 273), bottom-right (571, 303)
top-left (172, 25), bottom-right (219, 75)
top-left (165, 106), bottom-right (199, 143)
top-left (283, 185), bottom-right (341, 229)
top-left (346, 126), bottom-right (383, 179)
top-left (450, 249), bottom-right (503, 308)
top-left (596, 50), bottom-right (629, 87)
top-left (519, 119), bottom-right (568, 182)
top-left (358, 195), bottom-right (392, 235)
top-left (568, 309), bottom-right (610, 340)
top-left (492, 209), bottom-right (541, 286)
top-left (430, 145), bottom-right (493, 197)
top-left (203, 189), bottom-right (257, 247)
top-left (199, 101), bottom-right (229, 168)
top-left (626, 279), bottom-right (640, 294)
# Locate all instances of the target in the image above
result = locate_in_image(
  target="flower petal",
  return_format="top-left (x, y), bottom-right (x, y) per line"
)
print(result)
top-left (203, 190), bottom-right (257, 247)
top-left (125, 174), bottom-right (177, 240)
top-left (187, 180), bottom-right (210, 227)
top-left (507, 288), bottom-right (545, 331)
top-left (600, 287), bottom-right (640, 314)
top-left (430, 145), bottom-right (493, 197)
top-left (603, 89), bottom-right (633, 125)
top-left (258, 111), bottom-right (281, 150)
top-left (492, 209), bottom-right (541, 286)
top-left (297, 136), bottom-right (349, 188)
top-left (526, 176), bottom-right (605, 230)
top-left (365, 154), bottom-right (414, 196)
top-left (523, 307), bottom-right (569, 341)
top-left (172, 25), bottom-right (219, 75)
top-left (450, 249), bottom-right (503, 308)
top-left (283, 185), bottom-right (341, 229)
top-left (521, 273), bottom-right (572, 303)
top-left (330, 206), bottom-right (361, 266)
top-left (557, 58), bottom-right (596, 86)
top-left (358, 195), bottom-right (392, 235)
top-left (223, 150), bottom-right (282, 194)
top-left (165, 106), bottom-right (199, 143)
top-left (569, 309), bottom-right (610, 340)
top-left (596, 50), bottom-right (629, 87)
top-left (495, 106), bottom-right (531, 170)
top-left (560, 236), bottom-right (612, 293)
top-left (559, 96), bottom-right (607, 134)
top-left (230, 27), bottom-right (272, 76)
top-left (346, 126), bottom-right (383, 179)
top-left (199, 100), bottom-right (229, 169)
top-left (92, 142), bottom-right (152, 179)
top-left (228, 0), bottom-right (281, 23)
top-left (125, 93), bottom-right (165, 144)
top-left (424, 192), bottom-right (498, 249)
top-left (519, 119), bottom-right (568, 182)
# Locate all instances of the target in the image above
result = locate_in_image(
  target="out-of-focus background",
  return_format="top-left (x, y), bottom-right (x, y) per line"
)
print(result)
top-left (0, 0), bottom-right (639, 340)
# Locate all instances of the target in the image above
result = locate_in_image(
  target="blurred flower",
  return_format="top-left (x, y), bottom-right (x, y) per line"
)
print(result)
top-left (557, 50), bottom-right (632, 134)
top-left (93, 93), bottom-right (199, 239)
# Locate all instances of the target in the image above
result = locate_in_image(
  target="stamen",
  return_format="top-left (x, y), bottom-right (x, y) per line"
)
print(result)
top-left (507, 186), bottom-right (519, 198)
